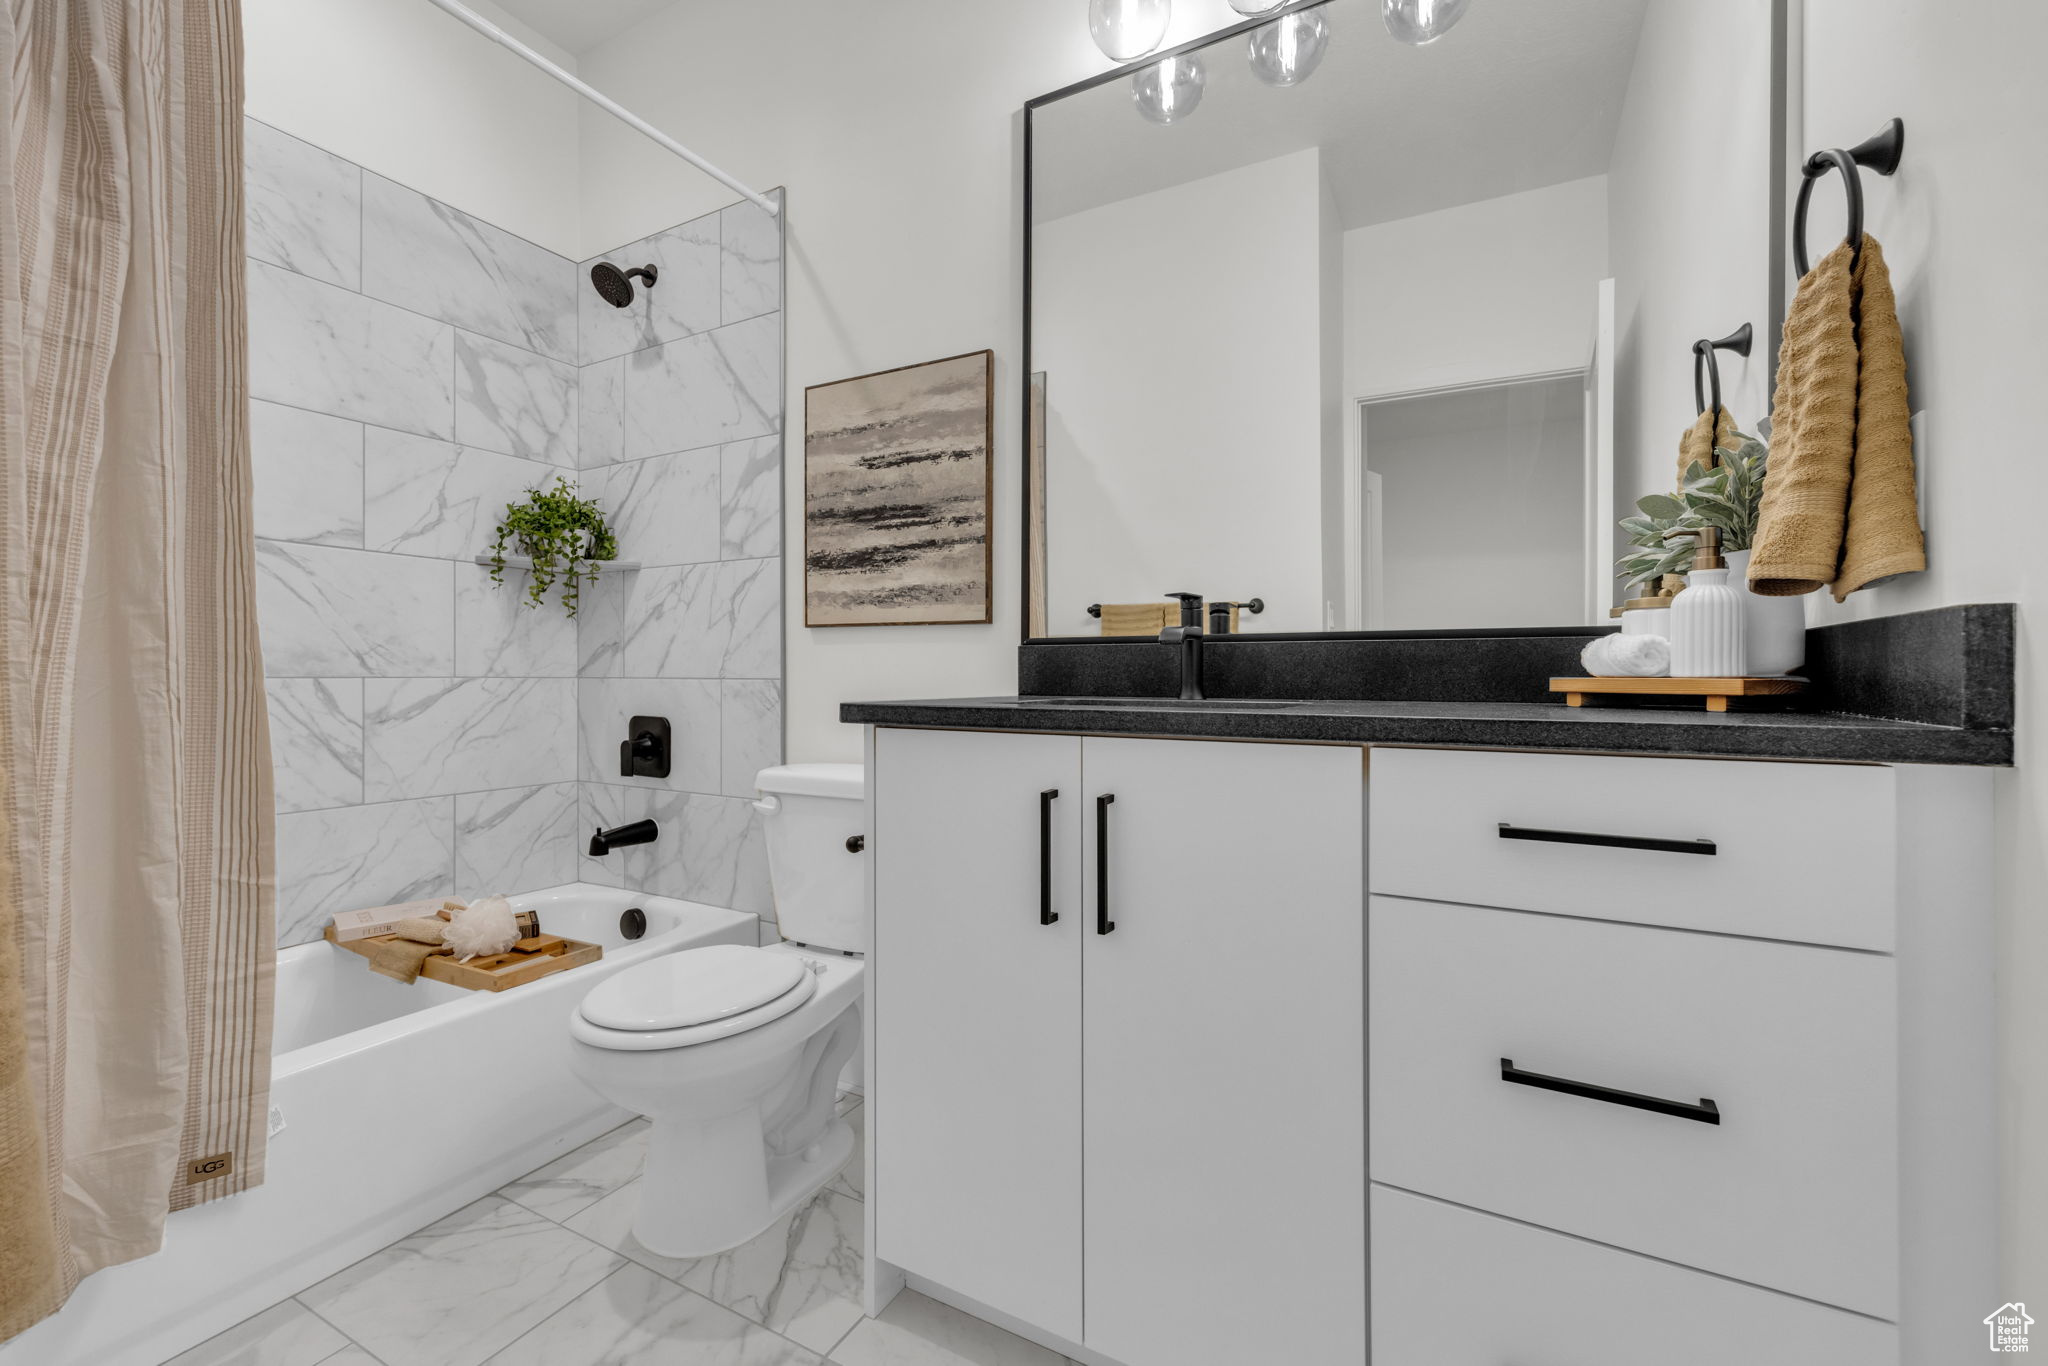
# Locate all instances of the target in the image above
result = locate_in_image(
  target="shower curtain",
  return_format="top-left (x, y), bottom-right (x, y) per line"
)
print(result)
top-left (0, 0), bottom-right (273, 1340)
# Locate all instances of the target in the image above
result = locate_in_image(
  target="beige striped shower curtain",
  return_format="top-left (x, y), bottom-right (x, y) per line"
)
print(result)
top-left (1, 0), bottom-right (273, 1340)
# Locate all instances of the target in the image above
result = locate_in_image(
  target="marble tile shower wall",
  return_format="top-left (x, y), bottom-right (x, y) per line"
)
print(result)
top-left (573, 191), bottom-right (785, 936)
top-left (246, 118), bottom-right (783, 947)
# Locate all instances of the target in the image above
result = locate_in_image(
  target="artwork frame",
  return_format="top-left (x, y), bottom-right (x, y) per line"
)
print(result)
top-left (804, 349), bottom-right (995, 628)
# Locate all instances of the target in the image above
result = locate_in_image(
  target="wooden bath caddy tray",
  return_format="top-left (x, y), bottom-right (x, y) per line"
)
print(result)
top-left (323, 925), bottom-right (602, 991)
top-left (1551, 676), bottom-right (1807, 712)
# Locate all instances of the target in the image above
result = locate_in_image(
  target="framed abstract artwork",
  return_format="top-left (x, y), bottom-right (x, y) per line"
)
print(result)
top-left (803, 349), bottom-right (994, 626)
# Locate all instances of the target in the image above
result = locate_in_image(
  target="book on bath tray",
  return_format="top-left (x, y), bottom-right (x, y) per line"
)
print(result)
top-left (328, 899), bottom-right (450, 942)
top-left (328, 898), bottom-right (540, 943)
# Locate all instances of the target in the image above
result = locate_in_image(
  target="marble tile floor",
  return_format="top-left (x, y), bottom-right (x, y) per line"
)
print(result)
top-left (166, 1096), bottom-right (1079, 1366)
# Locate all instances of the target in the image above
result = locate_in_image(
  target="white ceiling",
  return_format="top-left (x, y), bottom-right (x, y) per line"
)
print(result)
top-left (1033, 0), bottom-right (1651, 230)
top-left (487, 0), bottom-right (675, 54)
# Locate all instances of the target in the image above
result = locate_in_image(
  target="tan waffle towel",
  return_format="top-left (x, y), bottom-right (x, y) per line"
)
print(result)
top-left (1748, 236), bottom-right (1925, 599)
top-left (1098, 603), bottom-right (1176, 637)
top-left (1678, 406), bottom-right (1740, 484)
top-left (364, 938), bottom-right (449, 985)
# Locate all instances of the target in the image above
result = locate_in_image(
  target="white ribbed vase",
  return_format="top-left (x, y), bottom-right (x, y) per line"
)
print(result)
top-left (1725, 548), bottom-right (1807, 676)
top-left (1668, 568), bottom-right (1745, 676)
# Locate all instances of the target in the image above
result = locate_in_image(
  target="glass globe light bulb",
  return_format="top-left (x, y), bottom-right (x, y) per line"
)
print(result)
top-left (1132, 53), bottom-right (1207, 125)
top-left (1090, 0), bottom-right (1172, 62)
top-left (1227, 0), bottom-right (1287, 14)
top-left (1382, 0), bottom-right (1471, 46)
top-left (1248, 11), bottom-right (1329, 87)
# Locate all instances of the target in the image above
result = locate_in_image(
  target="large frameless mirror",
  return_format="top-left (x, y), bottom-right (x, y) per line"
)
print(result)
top-left (1023, 0), bottom-right (1787, 640)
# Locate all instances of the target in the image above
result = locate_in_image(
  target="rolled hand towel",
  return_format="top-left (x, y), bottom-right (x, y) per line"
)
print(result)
top-left (1581, 634), bottom-right (1670, 678)
top-left (392, 917), bottom-right (446, 945)
top-left (1604, 633), bottom-right (1671, 677)
top-left (1748, 235), bottom-right (1924, 598)
top-left (1580, 636), bottom-right (1620, 675)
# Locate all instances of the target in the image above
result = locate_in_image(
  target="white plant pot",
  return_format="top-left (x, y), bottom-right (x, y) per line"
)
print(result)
top-left (1725, 548), bottom-right (1807, 675)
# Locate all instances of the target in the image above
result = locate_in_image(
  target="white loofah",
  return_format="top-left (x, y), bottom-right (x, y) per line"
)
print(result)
top-left (444, 893), bottom-right (519, 961)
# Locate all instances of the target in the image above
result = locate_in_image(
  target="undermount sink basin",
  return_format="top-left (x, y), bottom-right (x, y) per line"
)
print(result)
top-left (1016, 697), bottom-right (1309, 711)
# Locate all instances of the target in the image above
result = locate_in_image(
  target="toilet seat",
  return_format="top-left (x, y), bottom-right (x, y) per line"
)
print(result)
top-left (574, 945), bottom-right (821, 1052)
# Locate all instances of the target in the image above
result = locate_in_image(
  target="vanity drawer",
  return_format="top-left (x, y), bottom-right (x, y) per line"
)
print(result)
top-left (1368, 747), bottom-right (1897, 950)
top-left (1370, 1186), bottom-right (1898, 1366)
top-left (1369, 895), bottom-right (1898, 1318)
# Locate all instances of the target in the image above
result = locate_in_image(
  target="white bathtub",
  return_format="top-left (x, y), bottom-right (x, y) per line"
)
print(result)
top-left (3, 884), bottom-right (756, 1366)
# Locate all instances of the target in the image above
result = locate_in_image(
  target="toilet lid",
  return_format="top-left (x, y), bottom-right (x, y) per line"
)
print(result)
top-left (578, 945), bottom-right (808, 1032)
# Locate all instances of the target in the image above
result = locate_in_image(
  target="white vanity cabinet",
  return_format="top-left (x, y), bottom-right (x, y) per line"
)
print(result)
top-left (870, 728), bottom-right (1366, 1366)
top-left (1366, 746), bottom-right (1995, 1366)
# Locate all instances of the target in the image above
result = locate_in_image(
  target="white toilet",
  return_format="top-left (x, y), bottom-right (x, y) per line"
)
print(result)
top-left (568, 762), bottom-right (867, 1258)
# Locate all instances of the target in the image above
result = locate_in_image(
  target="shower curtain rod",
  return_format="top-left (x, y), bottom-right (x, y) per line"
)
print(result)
top-left (419, 0), bottom-right (780, 217)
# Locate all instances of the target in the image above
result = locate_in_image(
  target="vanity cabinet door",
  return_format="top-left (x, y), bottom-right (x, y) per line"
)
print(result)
top-left (872, 727), bottom-right (1084, 1341)
top-left (1080, 738), bottom-right (1366, 1366)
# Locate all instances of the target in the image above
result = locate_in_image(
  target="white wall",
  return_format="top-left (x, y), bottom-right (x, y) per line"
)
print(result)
top-left (1797, 0), bottom-right (2048, 1300)
top-left (243, 0), bottom-right (584, 255)
top-left (1605, 0), bottom-right (1776, 514)
top-left (1342, 175), bottom-right (1610, 401)
top-left (1036, 150), bottom-right (1328, 637)
top-left (1363, 377), bottom-right (1586, 630)
top-left (573, 0), bottom-right (1267, 761)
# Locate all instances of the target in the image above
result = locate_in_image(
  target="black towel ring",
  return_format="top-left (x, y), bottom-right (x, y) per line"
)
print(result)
top-left (1693, 324), bottom-right (1754, 417)
top-left (1793, 117), bottom-right (1905, 276)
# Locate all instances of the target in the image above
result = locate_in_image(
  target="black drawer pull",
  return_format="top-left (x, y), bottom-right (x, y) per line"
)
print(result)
top-left (1500, 1058), bottom-right (1721, 1126)
top-left (1039, 789), bottom-right (1060, 925)
top-left (1497, 823), bottom-right (1716, 856)
top-left (1096, 794), bottom-right (1116, 935)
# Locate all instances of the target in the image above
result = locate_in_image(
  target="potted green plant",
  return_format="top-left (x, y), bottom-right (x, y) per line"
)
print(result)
top-left (1614, 489), bottom-right (1697, 595)
top-left (1674, 434), bottom-right (1767, 551)
top-left (487, 476), bottom-right (618, 619)
top-left (1614, 431), bottom-right (1802, 673)
top-left (1615, 433), bottom-right (1769, 593)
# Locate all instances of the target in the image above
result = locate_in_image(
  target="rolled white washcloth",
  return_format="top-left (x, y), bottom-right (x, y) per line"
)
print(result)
top-left (1581, 633), bottom-right (1670, 677)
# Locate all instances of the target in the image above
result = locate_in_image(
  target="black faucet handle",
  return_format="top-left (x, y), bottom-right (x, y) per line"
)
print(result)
top-left (1162, 591), bottom-right (1204, 627)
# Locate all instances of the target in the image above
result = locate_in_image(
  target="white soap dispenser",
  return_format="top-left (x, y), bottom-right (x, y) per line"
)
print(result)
top-left (1663, 526), bottom-right (1745, 677)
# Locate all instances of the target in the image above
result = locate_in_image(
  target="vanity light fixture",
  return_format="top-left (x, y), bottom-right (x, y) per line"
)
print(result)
top-left (1133, 52), bottom-right (1207, 124)
top-left (1226, 0), bottom-right (1288, 13)
top-left (1382, 0), bottom-right (1471, 46)
top-left (1090, 0), bottom-right (1172, 62)
top-left (1248, 9), bottom-right (1330, 87)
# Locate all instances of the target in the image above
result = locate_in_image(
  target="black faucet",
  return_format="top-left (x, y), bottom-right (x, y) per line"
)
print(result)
top-left (1159, 592), bottom-right (1205, 701)
top-left (588, 819), bottom-right (659, 857)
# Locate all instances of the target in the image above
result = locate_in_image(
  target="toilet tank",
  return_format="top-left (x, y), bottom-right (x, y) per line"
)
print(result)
top-left (755, 763), bottom-right (867, 953)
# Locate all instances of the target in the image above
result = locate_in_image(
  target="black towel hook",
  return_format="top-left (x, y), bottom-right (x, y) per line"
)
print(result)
top-left (1692, 324), bottom-right (1754, 417)
top-left (1793, 117), bottom-right (1905, 277)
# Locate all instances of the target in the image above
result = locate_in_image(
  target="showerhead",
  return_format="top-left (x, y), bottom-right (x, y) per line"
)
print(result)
top-left (590, 261), bottom-right (658, 308)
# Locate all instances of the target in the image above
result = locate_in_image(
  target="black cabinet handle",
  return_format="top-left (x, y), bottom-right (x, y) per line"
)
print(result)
top-left (1039, 789), bottom-right (1060, 925)
top-left (1497, 823), bottom-right (1716, 857)
top-left (1095, 794), bottom-right (1116, 935)
top-left (1500, 1058), bottom-right (1721, 1126)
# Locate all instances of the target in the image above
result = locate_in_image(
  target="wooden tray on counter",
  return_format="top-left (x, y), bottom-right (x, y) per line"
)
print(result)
top-left (1551, 676), bottom-right (1806, 712)
top-left (324, 925), bottom-right (602, 991)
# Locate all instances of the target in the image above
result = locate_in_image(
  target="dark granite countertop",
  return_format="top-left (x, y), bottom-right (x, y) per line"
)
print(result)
top-left (839, 695), bottom-right (2012, 766)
